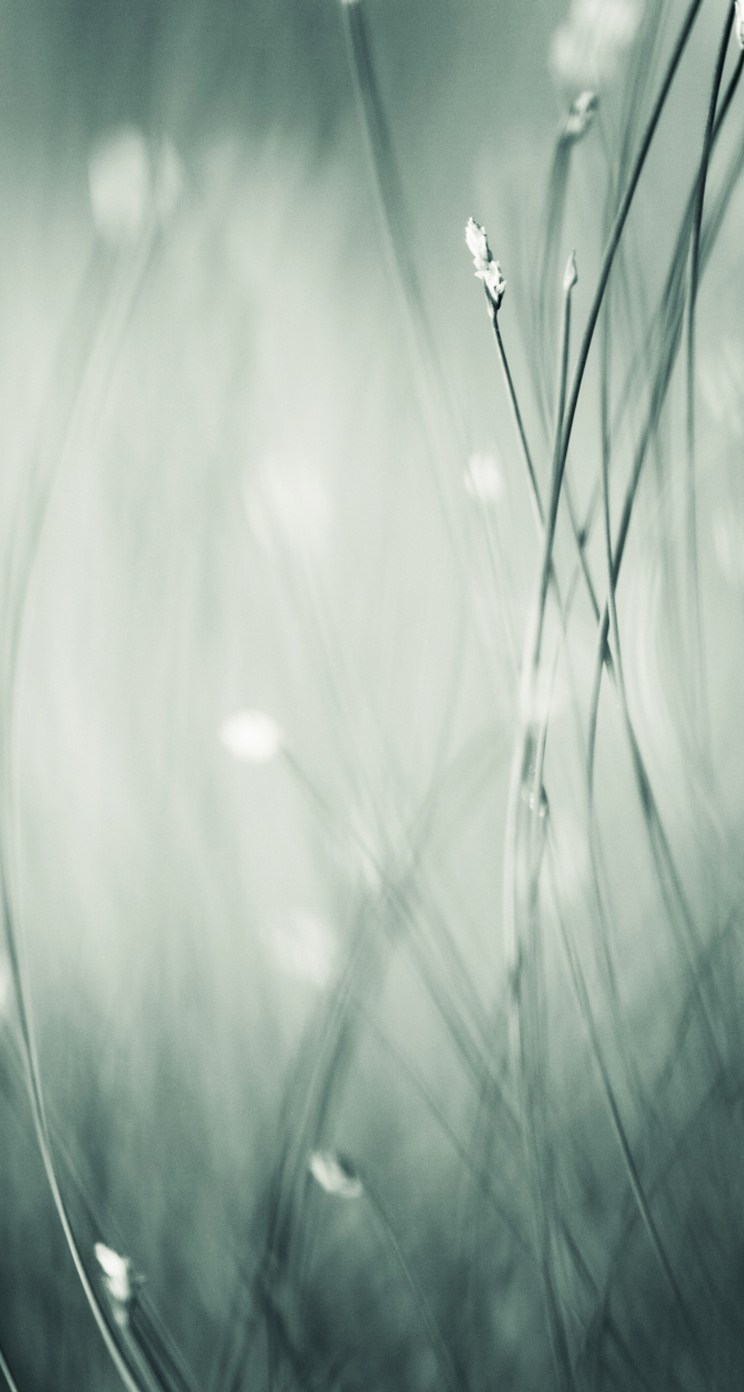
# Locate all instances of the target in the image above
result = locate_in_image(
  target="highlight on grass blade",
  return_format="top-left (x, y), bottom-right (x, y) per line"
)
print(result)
top-left (713, 513), bottom-right (744, 587)
top-left (219, 709), bottom-right (285, 763)
top-left (94, 1243), bottom-right (135, 1330)
top-left (0, 958), bottom-right (10, 1023)
top-left (563, 247), bottom-right (578, 294)
top-left (308, 1150), bottom-right (364, 1199)
top-left (550, 0), bottom-right (644, 90)
top-left (267, 909), bottom-right (339, 989)
top-left (88, 127), bottom-right (150, 244)
top-left (243, 456), bottom-right (334, 562)
top-left (699, 337), bottom-right (744, 435)
top-left (463, 450), bottom-right (504, 505)
top-left (88, 125), bottom-right (184, 245)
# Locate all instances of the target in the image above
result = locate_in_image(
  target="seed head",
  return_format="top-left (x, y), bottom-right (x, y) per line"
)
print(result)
top-left (94, 1243), bottom-right (135, 1329)
top-left (309, 1149), bottom-right (363, 1198)
top-left (563, 90), bottom-right (598, 141)
top-left (479, 259), bottom-right (507, 307)
top-left (465, 216), bottom-right (490, 265)
top-left (563, 249), bottom-right (578, 293)
top-left (465, 217), bottom-right (506, 312)
top-left (736, 0), bottom-right (744, 49)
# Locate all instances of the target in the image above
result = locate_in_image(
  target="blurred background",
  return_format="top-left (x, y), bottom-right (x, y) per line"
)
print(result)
top-left (2, 0), bottom-right (744, 1388)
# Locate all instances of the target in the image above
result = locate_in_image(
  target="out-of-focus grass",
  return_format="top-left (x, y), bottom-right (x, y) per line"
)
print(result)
top-left (2, 1), bottom-right (744, 1390)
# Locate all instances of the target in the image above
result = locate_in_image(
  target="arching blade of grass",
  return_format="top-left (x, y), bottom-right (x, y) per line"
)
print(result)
top-left (575, 46), bottom-right (744, 1092)
top-left (0, 884), bottom-right (153, 1391)
top-left (683, 6), bottom-right (735, 750)
top-left (0, 1024), bottom-right (205, 1392)
top-left (536, 34), bottom-right (744, 1111)
top-left (339, 0), bottom-right (473, 789)
top-left (0, 241), bottom-right (170, 1392)
top-left (0, 1346), bottom-right (20, 1392)
top-left (500, 13), bottom-right (714, 1376)
top-left (509, 0), bottom-right (707, 891)
top-left (339, 0), bottom-right (460, 449)
top-left (532, 130), bottom-right (573, 428)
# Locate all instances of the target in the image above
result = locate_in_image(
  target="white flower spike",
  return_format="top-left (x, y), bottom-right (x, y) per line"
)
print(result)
top-left (465, 218), bottom-right (506, 312)
top-left (465, 217), bottom-right (490, 265)
top-left (308, 1150), bottom-right (363, 1199)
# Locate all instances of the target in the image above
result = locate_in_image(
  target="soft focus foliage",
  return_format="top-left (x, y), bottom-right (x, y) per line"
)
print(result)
top-left (2, 2), bottom-right (744, 1391)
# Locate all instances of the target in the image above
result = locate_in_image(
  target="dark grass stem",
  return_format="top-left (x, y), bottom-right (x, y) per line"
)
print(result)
top-left (568, 36), bottom-right (744, 1098)
top-left (361, 1174), bottom-right (464, 1392)
top-left (544, 834), bottom-right (707, 1379)
top-left (576, 1063), bottom-right (744, 1382)
top-left (365, 1012), bottom-right (532, 1255)
top-left (585, 44), bottom-right (744, 786)
top-left (502, 8), bottom-right (711, 1373)
top-left (490, 308), bottom-right (544, 528)
top-left (582, 35), bottom-right (743, 565)
top-left (683, 5), bottom-right (734, 748)
top-left (500, 255), bottom-right (580, 1392)
top-left (578, 50), bottom-right (744, 1079)
top-left (532, 136), bottom-right (571, 429)
top-left (556, 0), bottom-right (706, 527)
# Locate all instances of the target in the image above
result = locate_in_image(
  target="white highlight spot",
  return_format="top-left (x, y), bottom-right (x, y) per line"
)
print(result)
top-left (268, 910), bottom-right (338, 989)
top-left (699, 338), bottom-right (744, 437)
top-left (88, 127), bottom-right (184, 245)
top-left (219, 709), bottom-right (284, 763)
top-left (244, 456), bottom-right (333, 562)
top-left (464, 451), bottom-right (504, 506)
top-left (88, 128), bottom-right (151, 244)
top-left (0, 959), bottom-right (10, 1020)
top-left (713, 513), bottom-right (744, 587)
top-left (550, 0), bottom-right (644, 90)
